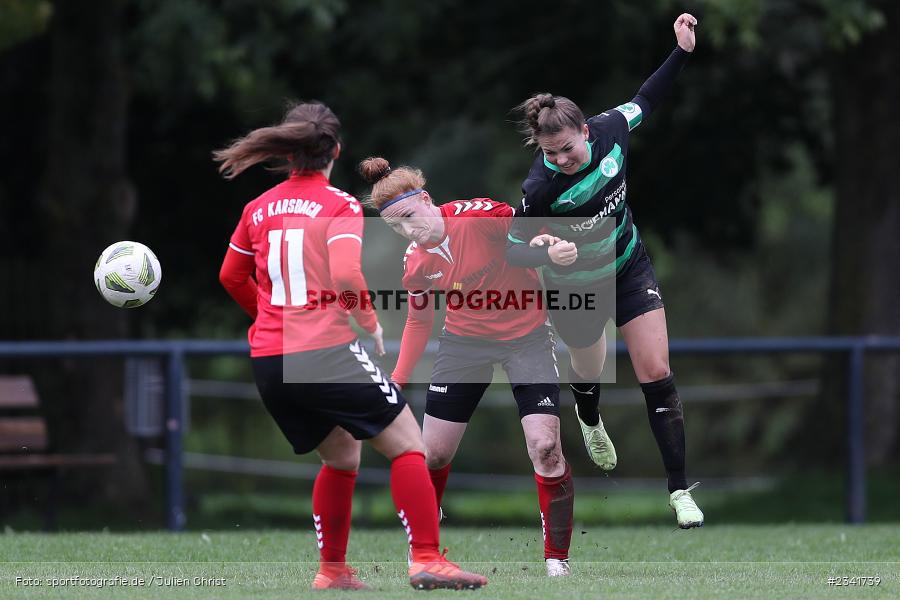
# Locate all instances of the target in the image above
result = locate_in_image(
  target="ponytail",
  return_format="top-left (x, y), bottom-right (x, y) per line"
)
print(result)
top-left (515, 93), bottom-right (584, 146)
top-left (213, 101), bottom-right (341, 179)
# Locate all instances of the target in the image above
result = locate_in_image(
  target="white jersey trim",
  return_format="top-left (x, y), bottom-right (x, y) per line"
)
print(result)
top-left (229, 242), bottom-right (254, 256)
top-left (327, 233), bottom-right (363, 245)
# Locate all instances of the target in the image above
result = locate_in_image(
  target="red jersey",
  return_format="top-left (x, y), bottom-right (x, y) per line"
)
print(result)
top-left (228, 172), bottom-right (374, 357)
top-left (402, 200), bottom-right (546, 340)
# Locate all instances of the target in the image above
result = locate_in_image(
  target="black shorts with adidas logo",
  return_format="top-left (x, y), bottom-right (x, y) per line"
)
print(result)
top-left (425, 324), bottom-right (561, 423)
top-left (251, 339), bottom-right (406, 454)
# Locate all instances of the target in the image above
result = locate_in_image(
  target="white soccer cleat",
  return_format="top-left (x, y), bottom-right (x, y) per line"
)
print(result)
top-left (669, 482), bottom-right (704, 529)
top-left (546, 558), bottom-right (571, 577)
top-left (575, 405), bottom-right (617, 470)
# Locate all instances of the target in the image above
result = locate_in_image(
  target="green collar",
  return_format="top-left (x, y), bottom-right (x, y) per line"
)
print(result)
top-left (543, 140), bottom-right (592, 174)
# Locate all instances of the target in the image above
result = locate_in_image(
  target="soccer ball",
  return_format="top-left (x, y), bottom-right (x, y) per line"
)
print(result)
top-left (93, 241), bottom-right (162, 308)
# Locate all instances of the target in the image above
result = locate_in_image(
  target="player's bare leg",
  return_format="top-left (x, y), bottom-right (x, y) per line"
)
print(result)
top-left (522, 414), bottom-right (573, 576)
top-left (568, 333), bottom-right (618, 470)
top-left (621, 308), bottom-right (703, 528)
top-left (422, 415), bottom-right (467, 511)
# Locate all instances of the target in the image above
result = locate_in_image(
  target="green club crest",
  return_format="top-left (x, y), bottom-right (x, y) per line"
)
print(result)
top-left (600, 157), bottom-right (620, 178)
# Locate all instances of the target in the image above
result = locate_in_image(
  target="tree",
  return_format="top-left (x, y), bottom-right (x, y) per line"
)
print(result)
top-left (35, 0), bottom-right (147, 505)
top-left (827, 1), bottom-right (899, 463)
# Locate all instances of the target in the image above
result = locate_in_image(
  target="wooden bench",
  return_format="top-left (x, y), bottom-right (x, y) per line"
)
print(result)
top-left (0, 375), bottom-right (116, 528)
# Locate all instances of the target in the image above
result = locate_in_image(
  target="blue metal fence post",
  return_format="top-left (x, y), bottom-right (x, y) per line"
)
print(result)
top-left (165, 348), bottom-right (186, 531)
top-left (846, 344), bottom-right (866, 524)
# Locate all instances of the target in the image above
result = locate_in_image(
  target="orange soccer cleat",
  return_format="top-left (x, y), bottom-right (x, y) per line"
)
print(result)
top-left (408, 549), bottom-right (488, 591)
top-left (311, 565), bottom-right (370, 590)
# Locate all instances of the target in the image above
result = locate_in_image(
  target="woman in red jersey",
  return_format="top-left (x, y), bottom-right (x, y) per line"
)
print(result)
top-left (214, 102), bottom-right (486, 591)
top-left (360, 157), bottom-right (574, 577)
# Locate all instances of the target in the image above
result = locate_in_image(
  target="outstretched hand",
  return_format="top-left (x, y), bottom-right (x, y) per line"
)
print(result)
top-left (674, 13), bottom-right (698, 53)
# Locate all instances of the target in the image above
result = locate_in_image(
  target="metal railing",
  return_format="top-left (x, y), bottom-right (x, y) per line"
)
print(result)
top-left (2, 336), bottom-right (899, 530)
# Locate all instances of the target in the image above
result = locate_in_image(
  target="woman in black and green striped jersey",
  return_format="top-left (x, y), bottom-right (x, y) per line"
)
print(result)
top-left (506, 13), bottom-right (704, 528)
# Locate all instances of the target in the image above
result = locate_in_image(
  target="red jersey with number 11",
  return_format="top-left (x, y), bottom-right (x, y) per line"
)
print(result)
top-left (228, 172), bottom-right (369, 357)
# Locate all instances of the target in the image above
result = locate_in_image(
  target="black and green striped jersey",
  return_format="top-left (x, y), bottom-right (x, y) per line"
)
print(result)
top-left (506, 46), bottom-right (690, 287)
top-left (508, 106), bottom-right (642, 286)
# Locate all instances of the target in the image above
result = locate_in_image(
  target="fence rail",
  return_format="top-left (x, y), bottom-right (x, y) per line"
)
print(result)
top-left (2, 336), bottom-right (900, 530)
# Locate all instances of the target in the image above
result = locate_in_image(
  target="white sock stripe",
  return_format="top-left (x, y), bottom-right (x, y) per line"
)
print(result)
top-left (571, 386), bottom-right (596, 395)
top-left (397, 510), bottom-right (413, 542)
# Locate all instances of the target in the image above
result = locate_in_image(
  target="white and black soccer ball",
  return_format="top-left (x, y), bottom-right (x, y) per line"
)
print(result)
top-left (93, 241), bottom-right (162, 308)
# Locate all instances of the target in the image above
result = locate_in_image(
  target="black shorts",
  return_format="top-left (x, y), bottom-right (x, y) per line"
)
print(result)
top-left (251, 340), bottom-right (406, 454)
top-left (425, 324), bottom-right (561, 423)
top-left (548, 244), bottom-right (664, 349)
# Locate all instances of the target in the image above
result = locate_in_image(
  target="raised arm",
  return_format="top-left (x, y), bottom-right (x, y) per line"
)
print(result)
top-left (629, 13), bottom-right (697, 118)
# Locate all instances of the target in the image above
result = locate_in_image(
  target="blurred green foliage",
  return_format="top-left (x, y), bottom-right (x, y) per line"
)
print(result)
top-left (1, 0), bottom-right (897, 525)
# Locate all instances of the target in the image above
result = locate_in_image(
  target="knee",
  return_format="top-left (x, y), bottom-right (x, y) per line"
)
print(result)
top-left (640, 362), bottom-right (671, 384)
top-left (322, 453), bottom-right (360, 471)
top-left (527, 436), bottom-right (563, 471)
top-left (425, 448), bottom-right (454, 470)
top-left (572, 362), bottom-right (603, 381)
top-left (321, 442), bottom-right (361, 471)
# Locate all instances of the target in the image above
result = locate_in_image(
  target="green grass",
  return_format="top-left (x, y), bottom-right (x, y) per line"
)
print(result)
top-left (2, 525), bottom-right (898, 599)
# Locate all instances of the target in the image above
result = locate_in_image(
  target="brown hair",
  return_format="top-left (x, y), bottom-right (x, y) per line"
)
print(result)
top-left (358, 157), bottom-right (426, 210)
top-left (515, 93), bottom-right (585, 146)
top-left (212, 101), bottom-right (341, 179)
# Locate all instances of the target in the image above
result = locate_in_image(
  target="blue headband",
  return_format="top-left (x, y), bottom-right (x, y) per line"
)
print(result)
top-left (379, 188), bottom-right (424, 213)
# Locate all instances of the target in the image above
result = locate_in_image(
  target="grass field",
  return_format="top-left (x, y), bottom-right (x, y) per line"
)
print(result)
top-left (2, 525), bottom-right (898, 599)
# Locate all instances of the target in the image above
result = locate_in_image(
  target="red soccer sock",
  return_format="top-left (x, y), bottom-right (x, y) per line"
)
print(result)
top-left (534, 463), bottom-right (574, 560)
top-left (391, 451), bottom-right (441, 562)
top-left (312, 464), bottom-right (357, 571)
top-left (428, 463), bottom-right (452, 508)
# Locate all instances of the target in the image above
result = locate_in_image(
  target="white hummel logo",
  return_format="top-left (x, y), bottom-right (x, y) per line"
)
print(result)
top-left (429, 384), bottom-right (448, 393)
top-left (537, 397), bottom-right (555, 407)
top-left (452, 200), bottom-right (494, 215)
top-left (349, 341), bottom-right (397, 404)
top-left (647, 288), bottom-right (662, 300)
top-left (313, 513), bottom-right (324, 549)
top-left (655, 407), bottom-right (673, 413)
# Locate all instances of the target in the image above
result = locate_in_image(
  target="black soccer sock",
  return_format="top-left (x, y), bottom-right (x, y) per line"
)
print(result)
top-left (641, 374), bottom-right (687, 492)
top-left (569, 363), bottom-right (600, 426)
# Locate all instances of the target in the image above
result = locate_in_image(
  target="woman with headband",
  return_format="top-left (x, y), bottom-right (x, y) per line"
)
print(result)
top-left (361, 156), bottom-right (575, 577)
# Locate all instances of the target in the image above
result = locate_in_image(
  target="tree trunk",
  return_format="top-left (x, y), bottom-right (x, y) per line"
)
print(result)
top-left (827, 1), bottom-right (900, 464)
top-left (36, 0), bottom-right (149, 506)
